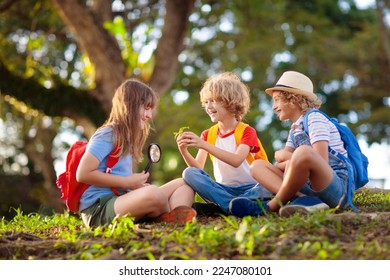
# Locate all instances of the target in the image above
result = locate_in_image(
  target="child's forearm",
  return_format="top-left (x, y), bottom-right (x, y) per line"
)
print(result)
top-left (78, 171), bottom-right (149, 190)
top-left (206, 143), bottom-right (248, 168)
top-left (77, 170), bottom-right (126, 188)
top-left (181, 151), bottom-right (203, 169)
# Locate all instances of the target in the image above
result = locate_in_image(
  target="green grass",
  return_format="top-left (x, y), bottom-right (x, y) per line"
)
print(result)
top-left (1, 188), bottom-right (390, 260)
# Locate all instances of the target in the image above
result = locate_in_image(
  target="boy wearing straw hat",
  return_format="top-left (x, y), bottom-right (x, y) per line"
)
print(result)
top-left (230, 71), bottom-right (351, 217)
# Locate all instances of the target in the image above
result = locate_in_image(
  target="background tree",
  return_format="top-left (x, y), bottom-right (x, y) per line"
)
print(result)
top-left (0, 0), bottom-right (389, 218)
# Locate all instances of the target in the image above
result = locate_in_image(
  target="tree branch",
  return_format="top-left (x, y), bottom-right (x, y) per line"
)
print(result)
top-left (0, 0), bottom-right (17, 12)
top-left (0, 60), bottom-right (107, 130)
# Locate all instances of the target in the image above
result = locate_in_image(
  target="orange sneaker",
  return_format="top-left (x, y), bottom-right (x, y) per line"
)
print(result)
top-left (154, 206), bottom-right (197, 224)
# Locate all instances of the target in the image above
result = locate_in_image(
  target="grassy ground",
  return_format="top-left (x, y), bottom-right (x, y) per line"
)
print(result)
top-left (0, 188), bottom-right (389, 260)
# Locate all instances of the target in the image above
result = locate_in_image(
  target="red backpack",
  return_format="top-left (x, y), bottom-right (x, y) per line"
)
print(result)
top-left (56, 140), bottom-right (121, 213)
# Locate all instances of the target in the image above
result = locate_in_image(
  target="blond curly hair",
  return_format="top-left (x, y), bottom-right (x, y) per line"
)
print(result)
top-left (274, 90), bottom-right (321, 113)
top-left (200, 72), bottom-right (250, 121)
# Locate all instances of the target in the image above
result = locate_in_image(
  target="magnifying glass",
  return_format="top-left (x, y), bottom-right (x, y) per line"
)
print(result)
top-left (144, 143), bottom-right (162, 172)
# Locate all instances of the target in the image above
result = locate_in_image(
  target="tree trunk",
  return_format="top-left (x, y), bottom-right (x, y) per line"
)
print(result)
top-left (51, 0), bottom-right (126, 112)
top-left (51, 0), bottom-right (196, 108)
top-left (24, 124), bottom-right (64, 212)
top-left (150, 0), bottom-right (196, 95)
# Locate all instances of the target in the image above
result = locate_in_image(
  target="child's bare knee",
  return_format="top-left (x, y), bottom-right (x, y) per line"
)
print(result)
top-left (291, 146), bottom-right (316, 166)
top-left (141, 186), bottom-right (167, 208)
top-left (251, 159), bottom-right (268, 170)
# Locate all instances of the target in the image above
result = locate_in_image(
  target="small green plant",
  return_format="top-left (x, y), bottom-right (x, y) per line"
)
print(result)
top-left (173, 126), bottom-right (190, 139)
top-left (353, 188), bottom-right (390, 211)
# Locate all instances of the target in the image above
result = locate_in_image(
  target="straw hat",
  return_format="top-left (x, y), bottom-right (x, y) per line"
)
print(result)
top-left (265, 71), bottom-right (319, 102)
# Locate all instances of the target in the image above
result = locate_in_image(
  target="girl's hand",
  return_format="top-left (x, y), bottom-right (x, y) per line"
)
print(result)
top-left (123, 172), bottom-right (149, 190)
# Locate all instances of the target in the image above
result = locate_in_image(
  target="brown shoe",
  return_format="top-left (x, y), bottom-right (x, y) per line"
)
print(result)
top-left (154, 206), bottom-right (197, 224)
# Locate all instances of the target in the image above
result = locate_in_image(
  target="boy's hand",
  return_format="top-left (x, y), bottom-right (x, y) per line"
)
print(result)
top-left (179, 131), bottom-right (203, 148)
top-left (275, 161), bottom-right (288, 172)
top-left (176, 132), bottom-right (189, 152)
top-left (173, 126), bottom-right (190, 139)
top-left (274, 149), bottom-right (292, 163)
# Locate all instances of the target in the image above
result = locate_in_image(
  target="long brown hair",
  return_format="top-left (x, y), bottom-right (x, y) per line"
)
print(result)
top-left (103, 79), bottom-right (159, 163)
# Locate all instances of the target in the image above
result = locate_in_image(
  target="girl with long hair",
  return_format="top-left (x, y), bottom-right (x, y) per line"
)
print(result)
top-left (76, 79), bottom-right (195, 227)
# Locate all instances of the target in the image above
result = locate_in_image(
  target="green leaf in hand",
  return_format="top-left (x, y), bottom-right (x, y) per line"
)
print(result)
top-left (173, 126), bottom-right (190, 139)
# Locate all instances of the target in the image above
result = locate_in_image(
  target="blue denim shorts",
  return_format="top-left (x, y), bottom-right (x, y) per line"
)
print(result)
top-left (293, 132), bottom-right (350, 209)
top-left (300, 166), bottom-right (348, 208)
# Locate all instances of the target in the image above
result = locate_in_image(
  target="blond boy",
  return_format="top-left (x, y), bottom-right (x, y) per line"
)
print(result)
top-left (176, 72), bottom-right (271, 215)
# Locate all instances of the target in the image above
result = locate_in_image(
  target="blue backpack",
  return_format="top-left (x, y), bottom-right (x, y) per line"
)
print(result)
top-left (303, 109), bottom-right (369, 212)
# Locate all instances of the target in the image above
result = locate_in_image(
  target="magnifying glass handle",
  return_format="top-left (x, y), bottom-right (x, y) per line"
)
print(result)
top-left (144, 161), bottom-right (152, 173)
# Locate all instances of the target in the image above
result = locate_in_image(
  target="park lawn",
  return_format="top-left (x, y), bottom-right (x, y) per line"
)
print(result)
top-left (0, 187), bottom-right (389, 260)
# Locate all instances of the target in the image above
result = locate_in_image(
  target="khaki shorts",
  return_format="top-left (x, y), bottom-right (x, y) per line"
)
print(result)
top-left (80, 194), bottom-right (117, 228)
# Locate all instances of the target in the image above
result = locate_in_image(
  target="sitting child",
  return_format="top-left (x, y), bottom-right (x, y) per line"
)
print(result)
top-left (175, 72), bottom-right (272, 215)
top-left (230, 71), bottom-right (355, 217)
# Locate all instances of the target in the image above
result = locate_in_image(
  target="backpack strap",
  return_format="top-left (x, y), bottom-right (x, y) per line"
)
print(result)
top-left (105, 141), bottom-right (121, 196)
top-left (254, 139), bottom-right (269, 162)
top-left (206, 124), bottom-right (219, 146)
top-left (206, 124), bottom-right (219, 162)
top-left (302, 109), bottom-right (358, 212)
top-left (206, 122), bottom-right (268, 164)
top-left (235, 122), bottom-right (269, 163)
top-left (235, 122), bottom-right (255, 164)
top-left (98, 125), bottom-right (122, 196)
